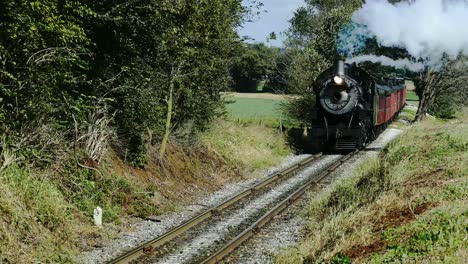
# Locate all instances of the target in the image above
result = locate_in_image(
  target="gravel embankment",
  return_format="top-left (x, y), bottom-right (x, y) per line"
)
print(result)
top-left (230, 128), bottom-right (403, 264)
top-left (77, 155), bottom-right (310, 264)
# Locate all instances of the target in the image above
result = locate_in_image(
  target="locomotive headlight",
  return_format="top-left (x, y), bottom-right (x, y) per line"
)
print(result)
top-left (333, 76), bottom-right (344, 85)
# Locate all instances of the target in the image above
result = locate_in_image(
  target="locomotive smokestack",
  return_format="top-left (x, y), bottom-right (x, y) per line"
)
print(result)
top-left (333, 60), bottom-right (346, 85)
top-left (335, 60), bottom-right (345, 76)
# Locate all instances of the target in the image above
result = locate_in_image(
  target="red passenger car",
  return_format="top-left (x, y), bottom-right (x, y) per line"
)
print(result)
top-left (375, 79), bottom-right (406, 126)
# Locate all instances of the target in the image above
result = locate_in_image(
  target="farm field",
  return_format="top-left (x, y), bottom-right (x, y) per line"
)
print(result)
top-left (224, 93), bottom-right (288, 125)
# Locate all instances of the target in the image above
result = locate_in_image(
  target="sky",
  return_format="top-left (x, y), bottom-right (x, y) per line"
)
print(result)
top-left (239, 0), bottom-right (305, 46)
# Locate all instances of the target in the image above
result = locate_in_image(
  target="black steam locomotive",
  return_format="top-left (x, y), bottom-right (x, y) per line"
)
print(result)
top-left (310, 61), bottom-right (406, 151)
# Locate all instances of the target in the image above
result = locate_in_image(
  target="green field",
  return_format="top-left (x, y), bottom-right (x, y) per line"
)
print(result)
top-left (225, 96), bottom-right (286, 125)
top-left (407, 91), bottom-right (419, 101)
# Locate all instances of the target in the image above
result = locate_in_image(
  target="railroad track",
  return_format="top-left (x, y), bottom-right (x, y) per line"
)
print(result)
top-left (109, 153), bottom-right (324, 264)
top-left (201, 151), bottom-right (357, 264)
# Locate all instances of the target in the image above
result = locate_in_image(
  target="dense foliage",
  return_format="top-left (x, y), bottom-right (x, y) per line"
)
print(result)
top-left (0, 0), bottom-right (246, 165)
top-left (230, 43), bottom-right (281, 92)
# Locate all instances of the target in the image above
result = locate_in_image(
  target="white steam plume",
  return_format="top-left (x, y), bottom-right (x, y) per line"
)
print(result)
top-left (350, 0), bottom-right (468, 69)
top-left (346, 55), bottom-right (425, 71)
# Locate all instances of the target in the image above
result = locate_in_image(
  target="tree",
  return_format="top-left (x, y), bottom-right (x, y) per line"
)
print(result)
top-left (414, 57), bottom-right (468, 121)
top-left (267, 50), bottom-right (294, 93)
top-left (0, 1), bottom-right (93, 133)
top-left (0, 0), bottom-right (247, 166)
top-left (80, 0), bottom-right (247, 164)
top-left (285, 0), bottom-right (363, 88)
top-left (230, 43), bottom-right (280, 92)
top-left (269, 32), bottom-right (277, 41)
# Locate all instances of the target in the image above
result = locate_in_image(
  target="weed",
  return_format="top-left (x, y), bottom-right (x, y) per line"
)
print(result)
top-left (330, 253), bottom-right (352, 264)
top-left (55, 159), bottom-right (160, 222)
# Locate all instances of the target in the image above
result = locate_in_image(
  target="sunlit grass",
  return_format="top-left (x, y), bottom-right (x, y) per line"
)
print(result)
top-left (407, 91), bottom-right (419, 102)
top-left (201, 119), bottom-right (292, 174)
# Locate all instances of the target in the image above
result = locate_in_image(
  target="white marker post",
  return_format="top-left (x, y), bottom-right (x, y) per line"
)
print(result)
top-left (94, 206), bottom-right (103, 227)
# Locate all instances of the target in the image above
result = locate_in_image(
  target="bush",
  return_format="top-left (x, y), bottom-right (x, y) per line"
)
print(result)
top-left (282, 94), bottom-right (317, 127)
top-left (428, 95), bottom-right (458, 119)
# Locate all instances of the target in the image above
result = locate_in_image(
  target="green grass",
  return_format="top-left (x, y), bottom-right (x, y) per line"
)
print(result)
top-left (407, 91), bottom-right (419, 102)
top-left (226, 97), bottom-right (287, 126)
top-left (0, 157), bottom-right (162, 263)
top-left (392, 107), bottom-right (417, 127)
top-left (276, 111), bottom-right (468, 264)
top-left (407, 91), bottom-right (420, 107)
top-left (201, 119), bottom-right (292, 173)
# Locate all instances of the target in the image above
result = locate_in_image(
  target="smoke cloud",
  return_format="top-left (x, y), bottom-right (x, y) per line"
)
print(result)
top-left (346, 55), bottom-right (425, 71)
top-left (340, 0), bottom-right (468, 71)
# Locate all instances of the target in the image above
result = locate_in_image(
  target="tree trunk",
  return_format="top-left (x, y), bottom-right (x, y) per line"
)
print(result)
top-left (414, 69), bottom-right (440, 122)
top-left (415, 87), bottom-right (438, 122)
top-left (415, 93), bottom-right (429, 122)
top-left (159, 71), bottom-right (176, 160)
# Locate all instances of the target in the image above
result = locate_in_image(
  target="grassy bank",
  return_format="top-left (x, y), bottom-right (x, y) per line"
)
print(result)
top-left (0, 119), bottom-right (292, 263)
top-left (0, 146), bottom-right (237, 262)
top-left (276, 111), bottom-right (467, 263)
top-left (201, 119), bottom-right (292, 173)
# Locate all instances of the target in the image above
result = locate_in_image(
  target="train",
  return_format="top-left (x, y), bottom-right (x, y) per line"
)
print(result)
top-left (310, 61), bottom-right (406, 151)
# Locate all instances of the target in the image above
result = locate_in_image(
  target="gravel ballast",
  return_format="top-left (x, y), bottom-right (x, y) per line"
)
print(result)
top-left (152, 155), bottom-right (341, 264)
top-left (77, 154), bottom-right (311, 264)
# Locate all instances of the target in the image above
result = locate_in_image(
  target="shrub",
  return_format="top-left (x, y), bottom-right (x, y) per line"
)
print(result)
top-left (428, 95), bottom-right (458, 119)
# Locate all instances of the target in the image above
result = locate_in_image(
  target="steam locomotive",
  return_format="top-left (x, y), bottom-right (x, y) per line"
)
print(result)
top-left (310, 61), bottom-right (406, 151)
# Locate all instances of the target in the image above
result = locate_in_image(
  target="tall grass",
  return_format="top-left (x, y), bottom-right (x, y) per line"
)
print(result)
top-left (201, 119), bottom-right (292, 173)
top-left (0, 166), bottom-right (75, 262)
top-left (0, 158), bottom-right (166, 262)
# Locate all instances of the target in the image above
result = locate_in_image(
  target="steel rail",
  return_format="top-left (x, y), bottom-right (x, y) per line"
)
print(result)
top-left (201, 151), bottom-right (357, 264)
top-left (108, 153), bottom-right (323, 264)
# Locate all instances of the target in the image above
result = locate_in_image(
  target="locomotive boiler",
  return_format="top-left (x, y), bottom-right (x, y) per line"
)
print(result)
top-left (310, 61), bottom-right (406, 151)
